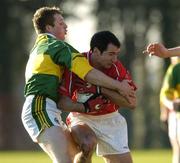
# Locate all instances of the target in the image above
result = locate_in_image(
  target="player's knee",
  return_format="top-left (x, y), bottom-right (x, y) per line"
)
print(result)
top-left (89, 136), bottom-right (97, 149)
top-left (81, 143), bottom-right (93, 157)
top-left (81, 136), bottom-right (97, 155)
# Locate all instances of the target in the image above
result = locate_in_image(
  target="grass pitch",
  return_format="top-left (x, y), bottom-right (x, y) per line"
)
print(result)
top-left (0, 149), bottom-right (171, 163)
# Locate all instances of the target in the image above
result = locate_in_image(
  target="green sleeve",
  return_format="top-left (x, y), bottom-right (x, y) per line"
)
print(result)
top-left (47, 39), bottom-right (72, 70)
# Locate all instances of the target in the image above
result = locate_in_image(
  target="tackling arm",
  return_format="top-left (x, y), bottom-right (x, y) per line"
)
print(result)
top-left (85, 69), bottom-right (135, 103)
top-left (70, 54), bottom-right (134, 102)
top-left (101, 87), bottom-right (136, 109)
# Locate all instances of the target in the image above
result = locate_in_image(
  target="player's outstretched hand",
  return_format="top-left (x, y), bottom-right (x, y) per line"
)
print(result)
top-left (143, 43), bottom-right (169, 58)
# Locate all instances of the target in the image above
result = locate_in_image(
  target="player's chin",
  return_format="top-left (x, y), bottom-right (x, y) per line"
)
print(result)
top-left (57, 35), bottom-right (65, 41)
top-left (58, 33), bottom-right (66, 40)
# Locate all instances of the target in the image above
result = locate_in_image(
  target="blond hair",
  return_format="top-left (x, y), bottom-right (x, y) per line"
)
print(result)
top-left (32, 6), bottom-right (63, 34)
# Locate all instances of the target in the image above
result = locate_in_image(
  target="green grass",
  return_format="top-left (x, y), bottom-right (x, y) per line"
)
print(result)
top-left (0, 149), bottom-right (171, 163)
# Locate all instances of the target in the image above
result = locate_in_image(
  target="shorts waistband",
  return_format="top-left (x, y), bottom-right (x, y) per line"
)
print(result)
top-left (79, 111), bottom-right (119, 119)
top-left (26, 95), bottom-right (57, 106)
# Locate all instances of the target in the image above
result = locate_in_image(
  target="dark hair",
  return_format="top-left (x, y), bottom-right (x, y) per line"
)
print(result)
top-left (90, 31), bottom-right (121, 53)
top-left (32, 6), bottom-right (62, 34)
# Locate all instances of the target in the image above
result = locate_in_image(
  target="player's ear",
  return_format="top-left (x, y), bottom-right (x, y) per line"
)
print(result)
top-left (93, 47), bottom-right (101, 56)
top-left (45, 24), bottom-right (53, 33)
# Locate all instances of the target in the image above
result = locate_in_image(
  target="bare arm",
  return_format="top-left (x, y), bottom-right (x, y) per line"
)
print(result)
top-left (85, 69), bottom-right (134, 102)
top-left (168, 47), bottom-right (180, 57)
top-left (71, 56), bottom-right (134, 102)
top-left (58, 95), bottom-right (85, 113)
top-left (101, 87), bottom-right (136, 109)
top-left (144, 43), bottom-right (180, 58)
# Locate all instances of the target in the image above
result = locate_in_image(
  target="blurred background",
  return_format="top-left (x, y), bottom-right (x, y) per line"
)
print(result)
top-left (0, 0), bottom-right (180, 151)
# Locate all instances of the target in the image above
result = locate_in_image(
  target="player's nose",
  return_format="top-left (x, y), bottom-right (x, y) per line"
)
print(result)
top-left (112, 55), bottom-right (117, 62)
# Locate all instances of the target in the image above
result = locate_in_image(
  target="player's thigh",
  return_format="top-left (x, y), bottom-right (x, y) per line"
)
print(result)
top-left (71, 124), bottom-right (97, 149)
top-left (64, 128), bottom-right (80, 160)
top-left (38, 126), bottom-right (71, 163)
top-left (103, 152), bottom-right (133, 163)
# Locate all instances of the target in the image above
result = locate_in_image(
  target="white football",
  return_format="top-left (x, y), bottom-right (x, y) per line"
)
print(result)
top-left (76, 92), bottom-right (94, 103)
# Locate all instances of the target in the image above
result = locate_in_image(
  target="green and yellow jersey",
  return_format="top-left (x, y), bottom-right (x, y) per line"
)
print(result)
top-left (160, 61), bottom-right (180, 106)
top-left (25, 34), bottom-right (93, 102)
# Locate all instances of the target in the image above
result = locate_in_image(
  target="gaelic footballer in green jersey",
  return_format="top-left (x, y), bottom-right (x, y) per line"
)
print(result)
top-left (25, 34), bottom-right (93, 102)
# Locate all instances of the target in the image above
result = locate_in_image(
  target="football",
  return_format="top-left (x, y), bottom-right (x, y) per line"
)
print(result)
top-left (76, 92), bottom-right (94, 103)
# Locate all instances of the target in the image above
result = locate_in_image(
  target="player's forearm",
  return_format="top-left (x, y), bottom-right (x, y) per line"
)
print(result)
top-left (85, 69), bottom-right (120, 91)
top-left (101, 87), bottom-right (136, 109)
top-left (168, 47), bottom-right (180, 57)
top-left (58, 95), bottom-right (85, 113)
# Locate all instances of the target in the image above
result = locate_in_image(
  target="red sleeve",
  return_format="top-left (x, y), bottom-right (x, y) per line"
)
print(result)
top-left (59, 68), bottom-right (74, 97)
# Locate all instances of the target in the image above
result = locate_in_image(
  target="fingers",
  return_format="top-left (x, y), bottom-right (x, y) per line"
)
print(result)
top-left (143, 43), bottom-right (156, 57)
top-left (123, 95), bottom-right (132, 104)
top-left (119, 87), bottom-right (135, 104)
top-left (119, 90), bottom-right (134, 103)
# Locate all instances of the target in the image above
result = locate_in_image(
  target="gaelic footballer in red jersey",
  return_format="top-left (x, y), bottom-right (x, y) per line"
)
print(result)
top-left (59, 51), bottom-right (137, 116)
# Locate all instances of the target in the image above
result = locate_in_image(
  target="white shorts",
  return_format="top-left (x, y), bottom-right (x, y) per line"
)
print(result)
top-left (21, 95), bottom-right (67, 142)
top-left (68, 111), bottom-right (130, 156)
top-left (168, 111), bottom-right (180, 141)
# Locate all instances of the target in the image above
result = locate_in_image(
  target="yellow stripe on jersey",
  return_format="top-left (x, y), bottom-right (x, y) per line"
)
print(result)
top-left (164, 88), bottom-right (176, 100)
top-left (33, 54), bottom-right (64, 79)
top-left (160, 84), bottom-right (180, 102)
top-left (71, 53), bottom-right (93, 80)
top-left (26, 54), bottom-right (64, 81)
top-left (35, 34), bottom-right (48, 45)
top-left (176, 84), bottom-right (180, 98)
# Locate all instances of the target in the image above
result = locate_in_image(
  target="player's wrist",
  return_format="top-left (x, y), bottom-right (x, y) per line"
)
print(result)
top-left (113, 80), bottom-right (121, 92)
top-left (165, 49), bottom-right (171, 58)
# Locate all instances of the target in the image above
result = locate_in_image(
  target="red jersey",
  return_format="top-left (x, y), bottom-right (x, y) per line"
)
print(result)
top-left (59, 51), bottom-right (136, 115)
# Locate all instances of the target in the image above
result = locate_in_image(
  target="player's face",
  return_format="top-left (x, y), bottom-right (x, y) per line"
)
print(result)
top-left (99, 43), bottom-right (120, 69)
top-left (48, 14), bottom-right (67, 40)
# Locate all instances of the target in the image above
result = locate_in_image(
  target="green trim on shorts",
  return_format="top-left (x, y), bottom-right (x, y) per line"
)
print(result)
top-left (41, 96), bottom-right (54, 127)
top-left (31, 95), bottom-right (53, 131)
